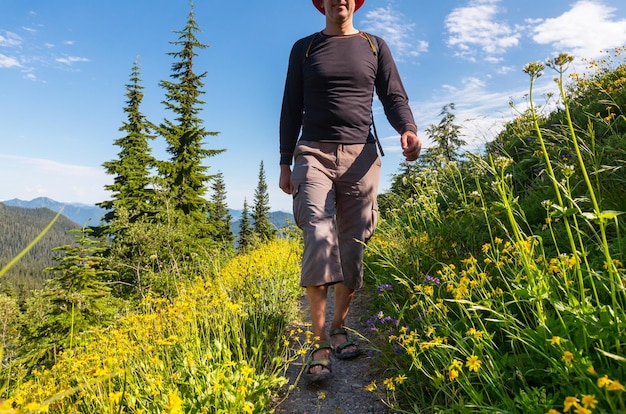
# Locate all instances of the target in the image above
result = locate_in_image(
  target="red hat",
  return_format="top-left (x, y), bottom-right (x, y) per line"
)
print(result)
top-left (312, 0), bottom-right (365, 15)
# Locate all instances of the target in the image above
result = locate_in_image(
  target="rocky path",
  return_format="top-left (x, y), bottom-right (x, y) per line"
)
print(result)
top-left (273, 286), bottom-right (395, 414)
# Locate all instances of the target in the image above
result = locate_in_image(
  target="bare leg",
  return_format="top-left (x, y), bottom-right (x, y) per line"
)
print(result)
top-left (330, 283), bottom-right (358, 354)
top-left (306, 285), bottom-right (331, 374)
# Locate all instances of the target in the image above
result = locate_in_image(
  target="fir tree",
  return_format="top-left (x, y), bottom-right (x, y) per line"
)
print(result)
top-left (157, 2), bottom-right (223, 235)
top-left (422, 103), bottom-right (466, 168)
top-left (252, 161), bottom-right (276, 241)
top-left (238, 198), bottom-right (253, 252)
top-left (97, 58), bottom-right (157, 235)
top-left (19, 228), bottom-right (117, 368)
top-left (207, 172), bottom-right (234, 244)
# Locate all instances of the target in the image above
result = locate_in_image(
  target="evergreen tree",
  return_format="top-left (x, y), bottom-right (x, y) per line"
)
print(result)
top-left (207, 172), bottom-right (234, 244)
top-left (422, 103), bottom-right (466, 168)
top-left (97, 58), bottom-right (157, 236)
top-left (157, 2), bottom-right (223, 236)
top-left (238, 199), bottom-right (253, 252)
top-left (252, 161), bottom-right (276, 241)
top-left (19, 228), bottom-right (117, 368)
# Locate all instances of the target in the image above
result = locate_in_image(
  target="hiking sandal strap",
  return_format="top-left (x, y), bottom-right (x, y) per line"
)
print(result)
top-left (329, 328), bottom-right (349, 337)
top-left (330, 328), bottom-right (358, 353)
top-left (307, 358), bottom-right (332, 369)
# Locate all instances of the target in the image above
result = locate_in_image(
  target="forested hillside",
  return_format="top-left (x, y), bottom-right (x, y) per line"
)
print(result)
top-left (0, 203), bottom-right (79, 296)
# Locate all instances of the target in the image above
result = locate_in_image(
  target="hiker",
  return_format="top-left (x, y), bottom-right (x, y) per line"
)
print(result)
top-left (278, 0), bottom-right (421, 381)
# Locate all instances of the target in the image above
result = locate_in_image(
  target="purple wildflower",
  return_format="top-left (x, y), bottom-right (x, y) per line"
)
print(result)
top-left (376, 283), bottom-right (393, 295)
top-left (423, 274), bottom-right (441, 285)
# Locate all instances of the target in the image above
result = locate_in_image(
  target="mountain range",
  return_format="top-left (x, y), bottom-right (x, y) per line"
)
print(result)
top-left (2, 197), bottom-right (106, 226)
top-left (1, 197), bottom-right (293, 230)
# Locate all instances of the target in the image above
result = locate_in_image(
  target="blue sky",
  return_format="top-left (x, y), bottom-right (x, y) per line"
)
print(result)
top-left (2, 0), bottom-right (626, 212)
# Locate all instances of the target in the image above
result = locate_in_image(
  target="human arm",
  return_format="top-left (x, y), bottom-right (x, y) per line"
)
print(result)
top-left (279, 38), bottom-right (307, 166)
top-left (279, 164), bottom-right (294, 195)
top-left (373, 36), bottom-right (420, 160)
top-left (401, 129), bottom-right (421, 161)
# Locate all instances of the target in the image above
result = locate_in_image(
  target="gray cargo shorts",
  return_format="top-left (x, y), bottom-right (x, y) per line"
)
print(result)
top-left (290, 140), bottom-right (380, 290)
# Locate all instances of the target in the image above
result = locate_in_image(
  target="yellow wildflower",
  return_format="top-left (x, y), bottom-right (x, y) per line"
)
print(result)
top-left (597, 375), bottom-right (611, 388)
top-left (166, 391), bottom-right (183, 414)
top-left (383, 378), bottom-right (396, 391)
top-left (394, 374), bottom-right (407, 384)
top-left (563, 396), bottom-right (578, 412)
top-left (448, 369), bottom-right (459, 381)
top-left (607, 380), bottom-right (625, 391)
top-left (317, 391), bottom-right (326, 400)
top-left (547, 410), bottom-right (561, 414)
top-left (562, 351), bottom-right (574, 365)
top-left (365, 381), bottom-right (377, 392)
top-left (449, 359), bottom-right (463, 370)
top-left (580, 394), bottom-right (597, 409)
top-left (108, 391), bottom-right (124, 405)
top-left (23, 403), bottom-right (48, 413)
top-left (549, 336), bottom-right (561, 345)
top-left (586, 365), bottom-right (596, 376)
top-left (241, 365), bottom-right (255, 378)
top-left (237, 385), bottom-right (248, 397)
top-left (466, 355), bottom-right (482, 372)
top-left (467, 327), bottom-right (484, 339)
top-left (242, 402), bottom-right (255, 414)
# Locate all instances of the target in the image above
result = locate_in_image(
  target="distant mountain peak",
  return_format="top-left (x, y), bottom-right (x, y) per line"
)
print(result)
top-left (1, 198), bottom-right (105, 226)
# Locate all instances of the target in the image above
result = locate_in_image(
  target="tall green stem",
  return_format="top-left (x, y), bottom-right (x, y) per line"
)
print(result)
top-left (525, 62), bottom-right (585, 303)
top-left (550, 54), bottom-right (622, 352)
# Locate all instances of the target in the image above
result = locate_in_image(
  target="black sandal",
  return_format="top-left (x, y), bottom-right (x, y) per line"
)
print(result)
top-left (304, 341), bottom-right (334, 382)
top-left (330, 328), bottom-right (361, 360)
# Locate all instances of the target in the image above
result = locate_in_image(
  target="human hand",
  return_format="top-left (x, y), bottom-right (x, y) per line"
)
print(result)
top-left (279, 165), bottom-right (294, 194)
top-left (401, 131), bottom-right (421, 161)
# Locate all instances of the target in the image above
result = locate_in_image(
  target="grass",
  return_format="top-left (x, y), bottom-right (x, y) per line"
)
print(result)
top-left (1, 238), bottom-right (305, 413)
top-left (362, 53), bottom-right (626, 413)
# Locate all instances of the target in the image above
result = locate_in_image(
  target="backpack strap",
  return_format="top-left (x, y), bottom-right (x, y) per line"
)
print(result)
top-left (362, 32), bottom-right (385, 156)
top-left (362, 32), bottom-right (378, 57)
top-left (304, 32), bottom-right (320, 60)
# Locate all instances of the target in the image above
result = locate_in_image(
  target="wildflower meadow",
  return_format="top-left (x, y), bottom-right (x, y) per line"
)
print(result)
top-left (363, 51), bottom-right (626, 413)
top-left (1, 239), bottom-right (304, 413)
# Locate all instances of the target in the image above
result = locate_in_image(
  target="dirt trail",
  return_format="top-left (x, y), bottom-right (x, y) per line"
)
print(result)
top-left (273, 286), bottom-right (395, 414)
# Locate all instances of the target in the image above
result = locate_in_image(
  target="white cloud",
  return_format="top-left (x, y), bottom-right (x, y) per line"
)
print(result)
top-left (55, 56), bottom-right (89, 65)
top-left (0, 53), bottom-right (20, 68)
top-left (0, 154), bottom-right (111, 204)
top-left (360, 6), bottom-right (428, 60)
top-left (445, 0), bottom-right (521, 61)
top-left (0, 30), bottom-right (22, 47)
top-left (531, 0), bottom-right (626, 59)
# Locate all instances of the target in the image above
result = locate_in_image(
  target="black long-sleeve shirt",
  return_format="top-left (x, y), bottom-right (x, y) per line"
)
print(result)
top-left (279, 31), bottom-right (417, 165)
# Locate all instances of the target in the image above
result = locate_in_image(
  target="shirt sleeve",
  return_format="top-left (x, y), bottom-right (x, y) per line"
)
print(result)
top-left (374, 36), bottom-right (417, 135)
top-left (279, 38), bottom-right (307, 165)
